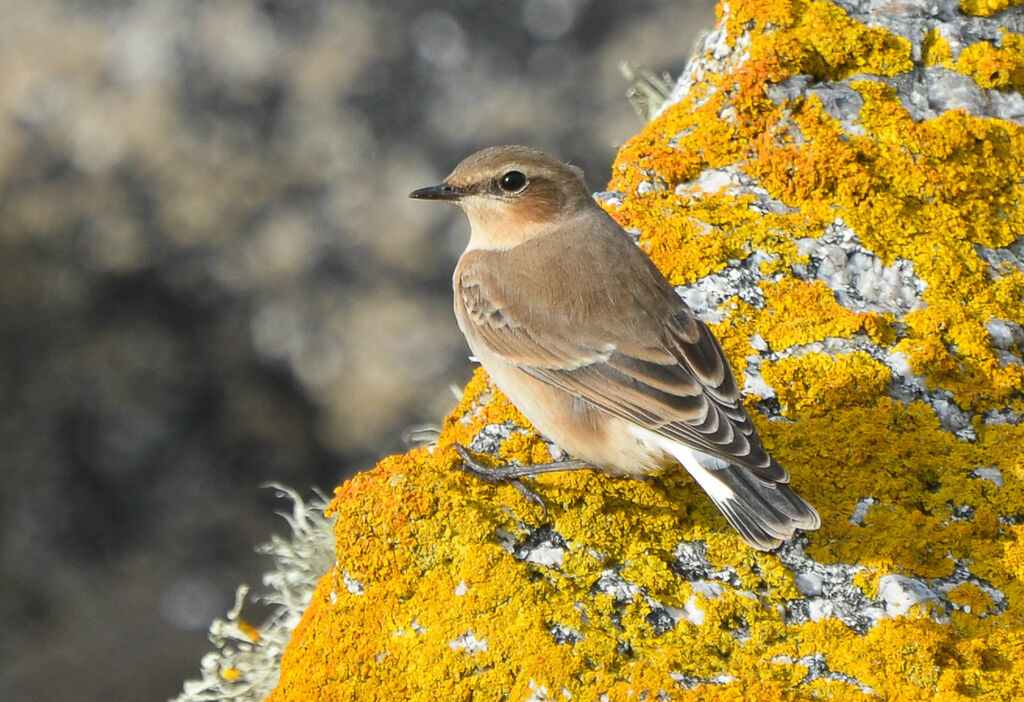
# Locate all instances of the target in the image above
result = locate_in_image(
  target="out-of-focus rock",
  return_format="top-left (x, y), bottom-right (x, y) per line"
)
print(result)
top-left (0, 1), bottom-right (714, 700)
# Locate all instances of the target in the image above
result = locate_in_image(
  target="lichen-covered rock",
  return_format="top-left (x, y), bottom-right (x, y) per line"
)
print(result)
top-left (270, 0), bottom-right (1024, 698)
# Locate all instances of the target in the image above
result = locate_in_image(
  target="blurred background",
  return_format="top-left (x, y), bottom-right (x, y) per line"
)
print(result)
top-left (0, 0), bottom-right (714, 699)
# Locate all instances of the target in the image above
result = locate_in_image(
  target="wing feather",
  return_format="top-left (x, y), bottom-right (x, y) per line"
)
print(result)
top-left (456, 226), bottom-right (784, 483)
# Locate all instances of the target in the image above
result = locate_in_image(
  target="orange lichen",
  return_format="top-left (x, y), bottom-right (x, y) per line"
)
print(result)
top-left (236, 618), bottom-right (260, 643)
top-left (270, 0), bottom-right (1024, 698)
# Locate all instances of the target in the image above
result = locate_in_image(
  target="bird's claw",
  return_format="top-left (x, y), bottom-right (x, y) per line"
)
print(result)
top-left (452, 443), bottom-right (500, 482)
top-left (452, 443), bottom-right (548, 513)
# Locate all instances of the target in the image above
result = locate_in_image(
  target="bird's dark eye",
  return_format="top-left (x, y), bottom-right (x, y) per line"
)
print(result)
top-left (498, 170), bottom-right (527, 193)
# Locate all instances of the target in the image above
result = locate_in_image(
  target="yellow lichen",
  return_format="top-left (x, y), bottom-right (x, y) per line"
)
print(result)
top-left (896, 302), bottom-right (1024, 410)
top-left (723, 0), bottom-right (913, 81)
top-left (948, 582), bottom-right (996, 616)
top-left (955, 30), bottom-right (1024, 92)
top-left (922, 28), bottom-right (953, 67)
top-left (759, 278), bottom-right (881, 349)
top-left (960, 0), bottom-right (1023, 16)
top-left (499, 430), bottom-right (555, 467)
top-left (761, 351), bottom-right (892, 417)
top-left (269, 0), bottom-right (1024, 698)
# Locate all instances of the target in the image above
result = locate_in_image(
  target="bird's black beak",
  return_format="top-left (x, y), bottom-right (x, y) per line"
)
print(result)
top-left (409, 182), bottom-right (462, 201)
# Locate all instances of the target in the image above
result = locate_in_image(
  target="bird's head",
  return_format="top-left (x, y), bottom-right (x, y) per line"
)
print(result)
top-left (409, 145), bottom-right (593, 250)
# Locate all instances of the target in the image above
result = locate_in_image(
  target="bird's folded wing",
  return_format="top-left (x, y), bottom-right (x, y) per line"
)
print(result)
top-left (459, 265), bottom-right (785, 483)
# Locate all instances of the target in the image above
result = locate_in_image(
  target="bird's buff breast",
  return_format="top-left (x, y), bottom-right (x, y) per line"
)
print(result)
top-left (454, 314), bottom-right (666, 477)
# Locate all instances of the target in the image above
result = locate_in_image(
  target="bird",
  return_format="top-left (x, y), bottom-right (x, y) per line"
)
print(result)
top-left (409, 145), bottom-right (819, 550)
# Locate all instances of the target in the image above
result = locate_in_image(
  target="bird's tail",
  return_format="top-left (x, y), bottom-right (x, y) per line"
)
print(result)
top-left (665, 443), bottom-right (820, 551)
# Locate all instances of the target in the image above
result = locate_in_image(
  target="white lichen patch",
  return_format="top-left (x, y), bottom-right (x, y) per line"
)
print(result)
top-left (173, 485), bottom-right (335, 702)
top-left (673, 250), bottom-right (774, 321)
top-left (342, 570), bottom-right (364, 595)
top-left (448, 630), bottom-right (488, 655)
top-left (792, 220), bottom-right (925, 315)
top-left (877, 574), bottom-right (942, 618)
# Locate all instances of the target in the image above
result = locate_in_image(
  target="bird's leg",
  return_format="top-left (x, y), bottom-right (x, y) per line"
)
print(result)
top-left (452, 443), bottom-right (592, 509)
top-left (638, 473), bottom-right (669, 491)
top-left (453, 443), bottom-right (591, 480)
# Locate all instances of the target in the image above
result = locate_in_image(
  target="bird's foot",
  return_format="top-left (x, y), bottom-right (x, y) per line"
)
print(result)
top-left (451, 443), bottom-right (591, 511)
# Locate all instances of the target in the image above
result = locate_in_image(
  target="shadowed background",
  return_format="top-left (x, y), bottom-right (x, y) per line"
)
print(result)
top-left (0, 0), bottom-right (713, 699)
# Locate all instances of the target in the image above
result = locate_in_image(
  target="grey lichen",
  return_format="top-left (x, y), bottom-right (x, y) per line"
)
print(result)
top-left (170, 485), bottom-right (333, 702)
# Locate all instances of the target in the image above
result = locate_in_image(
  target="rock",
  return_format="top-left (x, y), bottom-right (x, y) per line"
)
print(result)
top-left (182, 0), bottom-right (1024, 699)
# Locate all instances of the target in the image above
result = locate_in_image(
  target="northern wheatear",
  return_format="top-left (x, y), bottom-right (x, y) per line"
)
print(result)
top-left (410, 145), bottom-right (819, 550)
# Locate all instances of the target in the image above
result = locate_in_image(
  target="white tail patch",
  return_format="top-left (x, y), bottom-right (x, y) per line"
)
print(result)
top-left (629, 426), bottom-right (736, 504)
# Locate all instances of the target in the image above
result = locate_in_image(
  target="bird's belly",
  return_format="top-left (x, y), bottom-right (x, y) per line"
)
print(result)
top-left (468, 346), bottom-right (667, 477)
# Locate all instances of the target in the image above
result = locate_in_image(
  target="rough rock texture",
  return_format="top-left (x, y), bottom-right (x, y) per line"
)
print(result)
top-left (229, 0), bottom-right (1024, 698)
